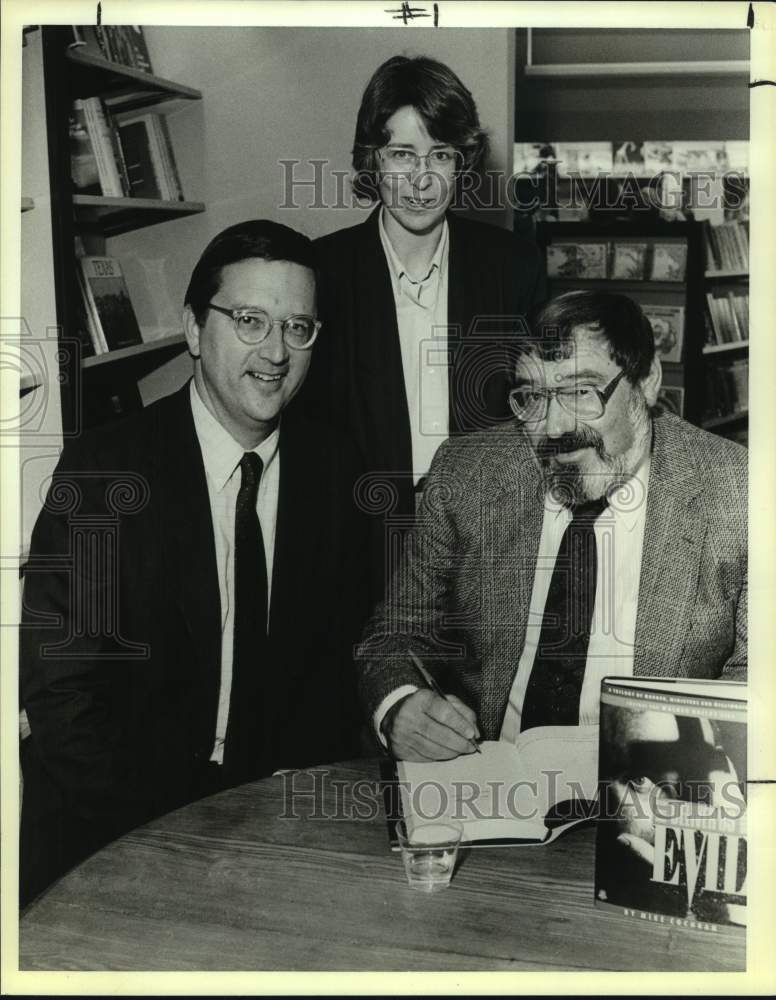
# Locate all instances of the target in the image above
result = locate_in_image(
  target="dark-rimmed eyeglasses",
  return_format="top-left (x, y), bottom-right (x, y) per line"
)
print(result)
top-left (207, 302), bottom-right (321, 350)
top-left (508, 370), bottom-right (627, 423)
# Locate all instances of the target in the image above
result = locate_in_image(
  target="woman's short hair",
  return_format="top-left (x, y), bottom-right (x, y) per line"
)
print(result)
top-left (351, 55), bottom-right (488, 202)
top-left (184, 220), bottom-right (316, 327)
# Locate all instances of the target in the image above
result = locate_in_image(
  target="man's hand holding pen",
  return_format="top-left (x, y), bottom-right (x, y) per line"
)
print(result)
top-left (380, 651), bottom-right (482, 761)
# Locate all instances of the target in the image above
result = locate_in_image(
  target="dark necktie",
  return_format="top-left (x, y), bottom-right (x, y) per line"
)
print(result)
top-left (223, 452), bottom-right (268, 778)
top-left (520, 496), bottom-right (608, 732)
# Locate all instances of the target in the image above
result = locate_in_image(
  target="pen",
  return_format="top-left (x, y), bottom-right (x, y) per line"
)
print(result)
top-left (408, 649), bottom-right (482, 754)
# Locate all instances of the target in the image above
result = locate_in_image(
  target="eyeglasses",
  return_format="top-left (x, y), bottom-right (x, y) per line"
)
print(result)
top-left (378, 146), bottom-right (462, 175)
top-left (508, 370), bottom-right (627, 423)
top-left (207, 302), bottom-right (321, 350)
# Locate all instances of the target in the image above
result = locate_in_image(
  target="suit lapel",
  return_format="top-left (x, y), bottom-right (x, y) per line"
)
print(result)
top-left (158, 387), bottom-right (221, 698)
top-left (477, 440), bottom-right (545, 737)
top-left (353, 208), bottom-right (412, 476)
top-left (634, 415), bottom-right (705, 677)
top-left (269, 418), bottom-right (321, 677)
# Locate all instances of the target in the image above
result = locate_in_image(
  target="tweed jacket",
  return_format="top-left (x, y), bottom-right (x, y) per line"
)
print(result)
top-left (357, 411), bottom-right (748, 739)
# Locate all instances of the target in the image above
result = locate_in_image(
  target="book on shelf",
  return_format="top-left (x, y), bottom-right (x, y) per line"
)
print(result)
top-left (595, 676), bottom-right (746, 936)
top-left (656, 385), bottom-right (685, 417)
top-left (643, 305), bottom-right (684, 364)
top-left (388, 726), bottom-right (598, 848)
top-left (612, 141), bottom-right (647, 177)
top-left (649, 243), bottom-right (687, 282)
top-left (71, 98), bottom-right (129, 197)
top-left (546, 241), bottom-right (607, 280)
top-left (704, 359), bottom-right (749, 420)
top-left (555, 142), bottom-right (613, 177)
top-left (705, 221), bottom-right (749, 273)
top-left (72, 25), bottom-right (154, 74)
top-left (115, 113), bottom-right (184, 201)
top-left (73, 268), bottom-right (100, 357)
top-left (610, 242), bottom-right (648, 281)
top-left (706, 288), bottom-right (749, 344)
top-left (78, 257), bottom-right (143, 352)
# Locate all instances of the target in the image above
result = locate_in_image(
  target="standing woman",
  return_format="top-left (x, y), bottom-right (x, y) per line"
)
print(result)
top-left (304, 55), bottom-right (545, 590)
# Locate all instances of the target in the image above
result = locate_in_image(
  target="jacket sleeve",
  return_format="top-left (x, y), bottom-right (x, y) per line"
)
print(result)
top-left (20, 438), bottom-right (144, 830)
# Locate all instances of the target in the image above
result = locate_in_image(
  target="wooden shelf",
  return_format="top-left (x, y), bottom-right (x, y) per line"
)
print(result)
top-left (21, 197), bottom-right (35, 212)
top-left (73, 195), bottom-right (205, 236)
top-left (703, 340), bottom-right (749, 356)
top-left (82, 333), bottom-right (188, 379)
top-left (705, 270), bottom-right (748, 280)
top-left (525, 61), bottom-right (750, 78)
top-left (550, 278), bottom-right (687, 292)
top-left (66, 49), bottom-right (202, 110)
top-left (702, 410), bottom-right (748, 430)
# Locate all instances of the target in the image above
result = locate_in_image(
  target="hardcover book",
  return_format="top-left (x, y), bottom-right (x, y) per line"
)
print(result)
top-left (611, 242), bottom-right (648, 280)
top-left (650, 243), bottom-right (688, 282)
top-left (116, 117), bottom-right (164, 199)
top-left (547, 242), bottom-right (607, 280)
top-left (390, 725), bottom-right (598, 847)
top-left (595, 677), bottom-right (746, 936)
top-left (642, 304), bottom-right (685, 363)
top-left (78, 257), bottom-right (143, 351)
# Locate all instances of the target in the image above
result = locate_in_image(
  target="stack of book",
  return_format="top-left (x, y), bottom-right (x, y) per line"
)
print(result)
top-left (69, 99), bottom-right (184, 201)
top-left (69, 25), bottom-right (153, 73)
top-left (705, 288), bottom-right (749, 345)
top-left (705, 221), bottom-right (749, 273)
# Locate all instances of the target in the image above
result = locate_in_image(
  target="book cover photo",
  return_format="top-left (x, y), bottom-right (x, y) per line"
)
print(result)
top-left (650, 243), bottom-right (688, 282)
top-left (547, 242), bottom-right (607, 280)
top-left (595, 677), bottom-right (746, 936)
top-left (79, 257), bottom-right (144, 351)
top-left (611, 242), bottom-right (648, 281)
top-left (643, 304), bottom-right (685, 363)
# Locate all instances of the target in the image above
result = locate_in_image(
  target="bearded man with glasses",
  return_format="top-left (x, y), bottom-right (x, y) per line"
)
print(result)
top-left (357, 291), bottom-right (747, 763)
top-left (301, 54), bottom-right (545, 602)
top-left (20, 220), bottom-right (369, 904)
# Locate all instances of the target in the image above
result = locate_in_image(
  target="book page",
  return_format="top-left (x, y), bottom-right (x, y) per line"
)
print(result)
top-left (397, 726), bottom-right (598, 845)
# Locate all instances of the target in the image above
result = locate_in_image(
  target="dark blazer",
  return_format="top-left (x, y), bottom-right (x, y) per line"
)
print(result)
top-left (303, 208), bottom-right (546, 518)
top-left (20, 385), bottom-right (368, 901)
top-left (357, 412), bottom-right (748, 737)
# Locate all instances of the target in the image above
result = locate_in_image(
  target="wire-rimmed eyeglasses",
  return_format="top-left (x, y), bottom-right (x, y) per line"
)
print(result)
top-left (377, 145), bottom-right (463, 175)
top-left (508, 370), bottom-right (627, 423)
top-left (207, 302), bottom-right (321, 350)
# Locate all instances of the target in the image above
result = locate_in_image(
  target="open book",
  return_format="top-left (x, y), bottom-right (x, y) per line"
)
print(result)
top-left (392, 725), bottom-right (599, 847)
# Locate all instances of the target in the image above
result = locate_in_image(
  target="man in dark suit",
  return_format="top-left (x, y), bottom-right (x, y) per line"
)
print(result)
top-left (20, 221), bottom-right (367, 903)
top-left (302, 55), bottom-right (545, 595)
top-left (357, 291), bottom-right (747, 761)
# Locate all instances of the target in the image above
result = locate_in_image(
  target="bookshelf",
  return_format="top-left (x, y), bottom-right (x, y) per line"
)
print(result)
top-left (699, 193), bottom-right (749, 442)
top-left (40, 26), bottom-right (203, 433)
top-left (536, 220), bottom-right (706, 427)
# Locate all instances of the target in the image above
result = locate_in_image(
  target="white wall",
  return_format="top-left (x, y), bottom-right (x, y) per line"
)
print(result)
top-left (19, 29), bottom-right (62, 552)
top-left (109, 27), bottom-right (516, 402)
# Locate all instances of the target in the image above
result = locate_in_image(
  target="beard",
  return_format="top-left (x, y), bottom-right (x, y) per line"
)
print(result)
top-left (536, 402), bottom-right (652, 508)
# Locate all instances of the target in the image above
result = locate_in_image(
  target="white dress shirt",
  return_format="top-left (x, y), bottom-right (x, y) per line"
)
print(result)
top-left (374, 457), bottom-right (651, 743)
top-left (379, 208), bottom-right (450, 484)
top-left (189, 381), bottom-right (280, 764)
top-left (500, 457), bottom-right (651, 740)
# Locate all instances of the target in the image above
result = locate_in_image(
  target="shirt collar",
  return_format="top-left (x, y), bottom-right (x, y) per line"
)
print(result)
top-left (190, 379), bottom-right (280, 493)
top-left (378, 206), bottom-right (449, 286)
top-left (545, 451), bottom-right (651, 531)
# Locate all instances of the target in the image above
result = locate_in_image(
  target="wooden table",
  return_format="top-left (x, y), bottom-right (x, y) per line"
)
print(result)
top-left (20, 759), bottom-right (745, 972)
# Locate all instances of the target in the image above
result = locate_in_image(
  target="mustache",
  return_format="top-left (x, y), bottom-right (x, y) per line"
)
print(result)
top-left (536, 428), bottom-right (606, 462)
